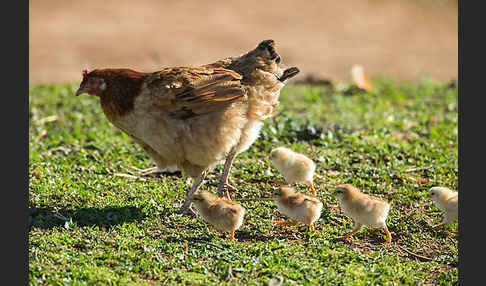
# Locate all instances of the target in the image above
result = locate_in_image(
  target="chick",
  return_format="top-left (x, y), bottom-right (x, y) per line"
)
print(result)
top-left (191, 190), bottom-right (245, 241)
top-left (271, 186), bottom-right (323, 231)
top-left (334, 184), bottom-right (391, 244)
top-left (428, 186), bottom-right (458, 227)
top-left (350, 64), bottom-right (373, 92)
top-left (270, 147), bottom-right (317, 196)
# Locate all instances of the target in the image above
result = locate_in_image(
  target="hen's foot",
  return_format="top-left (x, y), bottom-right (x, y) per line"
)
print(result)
top-left (218, 182), bottom-right (237, 199)
top-left (139, 167), bottom-right (162, 176)
top-left (174, 201), bottom-right (196, 216)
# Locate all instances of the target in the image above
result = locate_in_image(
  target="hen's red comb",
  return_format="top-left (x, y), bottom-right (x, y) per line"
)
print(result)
top-left (82, 69), bottom-right (89, 79)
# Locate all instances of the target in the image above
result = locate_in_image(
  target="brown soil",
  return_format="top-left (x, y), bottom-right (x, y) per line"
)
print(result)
top-left (29, 0), bottom-right (457, 85)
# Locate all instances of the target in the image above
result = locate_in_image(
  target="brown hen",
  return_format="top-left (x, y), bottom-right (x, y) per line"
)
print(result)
top-left (75, 40), bottom-right (299, 214)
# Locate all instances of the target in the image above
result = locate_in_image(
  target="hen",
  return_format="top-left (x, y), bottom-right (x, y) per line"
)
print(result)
top-left (75, 40), bottom-right (300, 214)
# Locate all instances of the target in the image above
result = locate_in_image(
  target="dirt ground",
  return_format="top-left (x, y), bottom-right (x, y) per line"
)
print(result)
top-left (29, 0), bottom-right (457, 85)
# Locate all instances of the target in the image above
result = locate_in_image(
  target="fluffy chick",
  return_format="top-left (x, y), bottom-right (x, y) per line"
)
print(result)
top-left (428, 186), bottom-right (458, 226)
top-left (191, 190), bottom-right (245, 241)
top-left (350, 64), bottom-right (373, 92)
top-left (271, 186), bottom-right (323, 231)
top-left (334, 184), bottom-right (391, 244)
top-left (270, 147), bottom-right (317, 195)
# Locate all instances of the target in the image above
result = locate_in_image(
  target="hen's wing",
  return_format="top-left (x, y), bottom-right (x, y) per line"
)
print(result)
top-left (144, 67), bottom-right (245, 119)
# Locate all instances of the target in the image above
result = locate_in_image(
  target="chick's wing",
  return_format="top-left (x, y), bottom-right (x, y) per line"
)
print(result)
top-left (144, 67), bottom-right (245, 119)
top-left (211, 200), bottom-right (242, 217)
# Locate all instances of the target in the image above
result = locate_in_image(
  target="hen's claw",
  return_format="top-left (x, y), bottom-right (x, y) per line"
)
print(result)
top-left (175, 203), bottom-right (197, 216)
top-left (174, 204), bottom-right (189, 215)
top-left (139, 166), bottom-right (161, 176)
top-left (218, 182), bottom-right (237, 198)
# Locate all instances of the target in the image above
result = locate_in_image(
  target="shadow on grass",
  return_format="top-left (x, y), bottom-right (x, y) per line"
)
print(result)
top-left (160, 231), bottom-right (290, 246)
top-left (29, 206), bottom-right (147, 229)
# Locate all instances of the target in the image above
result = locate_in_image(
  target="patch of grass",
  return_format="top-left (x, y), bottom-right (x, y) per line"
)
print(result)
top-left (29, 77), bottom-right (458, 285)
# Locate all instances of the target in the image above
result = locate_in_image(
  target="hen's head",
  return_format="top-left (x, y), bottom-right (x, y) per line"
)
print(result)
top-left (75, 69), bottom-right (107, 96)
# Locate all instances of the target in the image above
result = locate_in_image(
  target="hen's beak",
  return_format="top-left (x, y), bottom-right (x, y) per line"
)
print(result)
top-left (75, 86), bottom-right (87, 96)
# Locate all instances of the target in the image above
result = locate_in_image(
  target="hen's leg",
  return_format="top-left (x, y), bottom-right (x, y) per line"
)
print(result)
top-left (217, 150), bottom-right (237, 199)
top-left (175, 171), bottom-right (207, 215)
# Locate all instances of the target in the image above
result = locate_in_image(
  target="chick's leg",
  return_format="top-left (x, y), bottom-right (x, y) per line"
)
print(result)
top-left (272, 221), bottom-right (297, 227)
top-left (342, 223), bottom-right (362, 239)
top-left (383, 224), bottom-right (392, 244)
top-left (175, 171), bottom-right (207, 215)
top-left (217, 150), bottom-right (238, 199)
top-left (307, 180), bottom-right (317, 196)
top-left (230, 230), bottom-right (237, 241)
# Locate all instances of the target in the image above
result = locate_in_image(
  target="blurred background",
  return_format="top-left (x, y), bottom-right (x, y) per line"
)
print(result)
top-left (29, 0), bottom-right (457, 85)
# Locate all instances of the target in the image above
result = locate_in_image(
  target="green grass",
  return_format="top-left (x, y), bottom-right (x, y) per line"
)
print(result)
top-left (29, 77), bottom-right (458, 285)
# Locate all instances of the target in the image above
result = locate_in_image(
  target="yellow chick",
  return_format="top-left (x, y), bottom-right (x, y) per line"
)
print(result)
top-left (334, 184), bottom-right (391, 244)
top-left (428, 186), bottom-right (458, 227)
top-left (350, 64), bottom-right (373, 92)
top-left (271, 186), bottom-right (323, 231)
top-left (191, 190), bottom-right (245, 241)
top-left (270, 147), bottom-right (317, 196)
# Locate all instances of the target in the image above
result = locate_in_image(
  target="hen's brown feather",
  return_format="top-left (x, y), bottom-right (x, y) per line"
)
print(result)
top-left (145, 67), bottom-right (245, 119)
